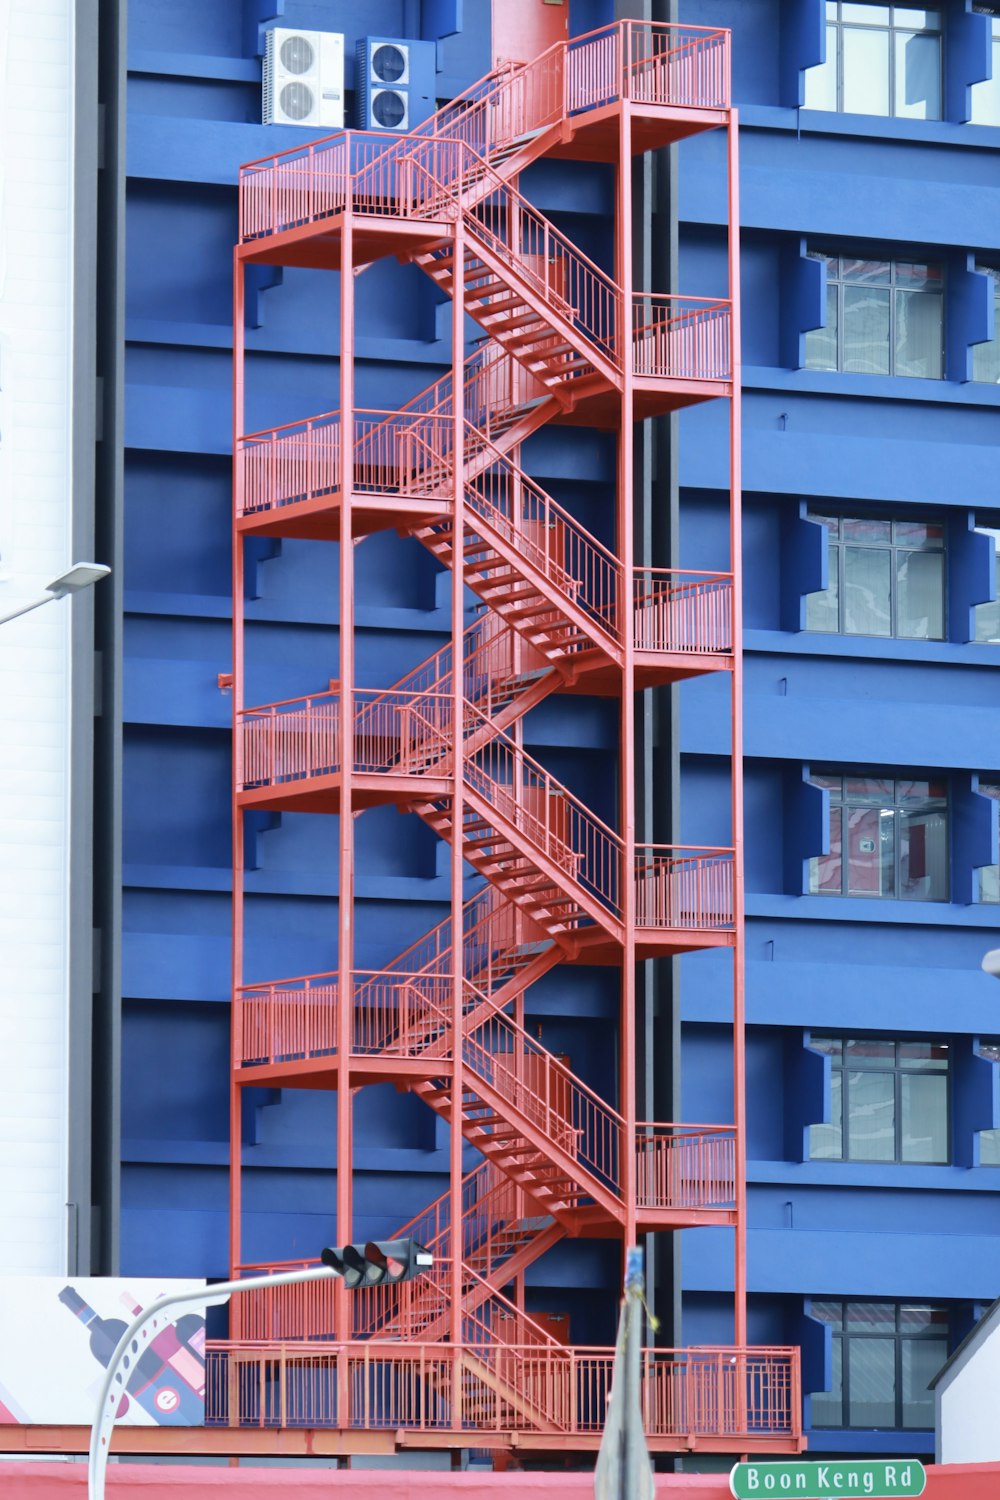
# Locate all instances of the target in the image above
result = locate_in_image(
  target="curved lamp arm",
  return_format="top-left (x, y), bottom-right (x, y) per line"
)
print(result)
top-left (89, 1265), bottom-right (338, 1500)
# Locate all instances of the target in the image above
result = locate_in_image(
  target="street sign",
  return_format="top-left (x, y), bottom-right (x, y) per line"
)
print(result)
top-left (730, 1462), bottom-right (926, 1500)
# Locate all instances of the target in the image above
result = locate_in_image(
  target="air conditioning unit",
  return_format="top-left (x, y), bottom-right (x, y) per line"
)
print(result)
top-left (263, 28), bottom-right (344, 129)
top-left (356, 37), bottom-right (435, 133)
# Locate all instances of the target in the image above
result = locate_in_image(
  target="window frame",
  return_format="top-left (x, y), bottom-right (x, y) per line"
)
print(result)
top-left (808, 772), bottom-right (950, 903)
top-left (805, 252), bottom-right (946, 379)
top-left (808, 1034), bottom-right (951, 1164)
top-left (805, 510), bottom-right (947, 640)
top-left (807, 4), bottom-right (944, 121)
top-left (809, 1299), bottom-right (950, 1431)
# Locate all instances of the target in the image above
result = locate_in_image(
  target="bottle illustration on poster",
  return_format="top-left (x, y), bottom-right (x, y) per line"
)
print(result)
top-left (58, 1285), bottom-right (205, 1425)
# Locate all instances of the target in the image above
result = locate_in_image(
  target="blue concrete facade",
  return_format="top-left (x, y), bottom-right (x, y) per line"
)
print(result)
top-left (119, 0), bottom-right (1000, 1458)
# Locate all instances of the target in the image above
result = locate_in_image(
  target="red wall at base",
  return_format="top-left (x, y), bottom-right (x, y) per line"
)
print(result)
top-left (2, 1463), bottom-right (999, 1500)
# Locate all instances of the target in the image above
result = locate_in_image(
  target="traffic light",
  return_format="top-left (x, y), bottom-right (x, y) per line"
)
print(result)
top-left (320, 1238), bottom-right (432, 1288)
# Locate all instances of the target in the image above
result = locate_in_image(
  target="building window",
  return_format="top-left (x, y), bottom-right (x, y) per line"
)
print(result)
top-left (808, 773), bottom-right (949, 901)
top-left (975, 782), bottom-right (1000, 900)
top-left (972, 526), bottom-right (1000, 641)
top-left (805, 513), bottom-right (945, 638)
top-left (809, 1036), bottom-right (950, 1163)
top-left (805, 254), bottom-right (944, 378)
top-left (805, 5), bottom-right (943, 120)
top-left (810, 1301), bottom-right (949, 1430)
top-left (971, 267), bottom-right (1000, 383)
top-left (977, 1040), bottom-right (1000, 1163)
top-left (970, 11), bottom-right (1000, 126)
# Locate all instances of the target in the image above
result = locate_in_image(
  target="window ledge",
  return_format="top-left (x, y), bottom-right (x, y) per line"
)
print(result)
top-left (740, 103), bottom-right (1000, 153)
top-left (744, 629), bottom-right (1000, 667)
top-left (749, 1160), bottom-right (1000, 1190)
top-left (743, 365), bottom-right (1000, 407)
top-left (746, 893), bottom-right (1000, 929)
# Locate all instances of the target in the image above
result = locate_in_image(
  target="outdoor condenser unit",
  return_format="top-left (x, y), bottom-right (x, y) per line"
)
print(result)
top-left (356, 36), bottom-right (435, 132)
top-left (263, 28), bottom-right (345, 129)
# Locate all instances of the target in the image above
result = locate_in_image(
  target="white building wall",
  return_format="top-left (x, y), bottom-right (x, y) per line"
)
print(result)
top-left (0, 0), bottom-right (77, 1275)
top-left (938, 1316), bottom-right (1000, 1465)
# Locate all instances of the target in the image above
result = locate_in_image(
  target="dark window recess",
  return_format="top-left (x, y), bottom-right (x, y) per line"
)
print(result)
top-left (805, 253), bottom-right (944, 378)
top-left (808, 773), bottom-right (949, 901)
top-left (805, 512), bottom-right (946, 640)
top-left (809, 1300), bottom-right (949, 1430)
top-left (809, 1035), bottom-right (950, 1163)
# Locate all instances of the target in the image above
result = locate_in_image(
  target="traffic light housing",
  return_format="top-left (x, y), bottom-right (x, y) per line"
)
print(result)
top-left (320, 1238), bottom-right (432, 1288)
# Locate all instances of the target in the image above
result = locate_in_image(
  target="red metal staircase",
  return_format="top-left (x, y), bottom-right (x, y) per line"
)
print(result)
top-left (224, 17), bottom-right (804, 1456)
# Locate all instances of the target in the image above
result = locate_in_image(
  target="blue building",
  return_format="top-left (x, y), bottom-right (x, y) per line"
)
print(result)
top-left (81, 0), bottom-right (1000, 1468)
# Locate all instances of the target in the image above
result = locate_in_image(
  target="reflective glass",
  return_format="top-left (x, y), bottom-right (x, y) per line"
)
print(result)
top-left (805, 284), bottom-right (840, 370)
top-left (842, 286), bottom-right (891, 374)
top-left (805, 27), bottom-right (839, 110)
top-left (897, 1040), bottom-right (948, 1067)
top-left (805, 536), bottom-right (840, 632)
top-left (810, 1035), bottom-right (843, 1057)
top-left (847, 1302), bottom-right (895, 1333)
top-left (811, 1335), bottom-right (843, 1428)
top-left (843, 775), bottom-right (894, 802)
top-left (811, 1068), bottom-right (844, 1158)
top-left (810, 806), bottom-right (844, 894)
top-left (894, 260), bottom-right (941, 291)
top-left (848, 1337), bottom-right (895, 1427)
top-left (846, 1038), bottom-right (894, 1066)
top-left (811, 1300), bottom-right (845, 1328)
top-left (897, 549), bottom-right (944, 638)
top-left (973, 549), bottom-right (1000, 641)
top-left (895, 288), bottom-right (943, 378)
top-left (979, 1127), bottom-right (1000, 1163)
top-left (902, 1337), bottom-right (946, 1427)
top-left (979, 861), bottom-right (1000, 902)
top-left (842, 259), bottom-right (892, 285)
top-left (895, 778), bottom-right (943, 802)
top-left (899, 808), bottom-right (947, 899)
top-left (847, 1070), bottom-right (896, 1160)
top-left (900, 1072), bottom-right (948, 1161)
top-left (846, 806), bottom-right (893, 895)
top-left (842, 3), bottom-right (890, 19)
top-left (894, 8), bottom-right (940, 25)
top-left (843, 545), bottom-right (891, 633)
top-left (894, 520), bottom-right (943, 546)
top-left (970, 38), bottom-right (1000, 126)
top-left (843, 516), bottom-right (892, 542)
top-left (895, 32), bottom-right (941, 118)
top-left (971, 285), bottom-right (1000, 383)
top-left (843, 26), bottom-right (890, 115)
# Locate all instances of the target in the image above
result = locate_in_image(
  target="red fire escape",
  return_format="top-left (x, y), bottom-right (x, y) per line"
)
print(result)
top-left (216, 21), bottom-right (804, 1456)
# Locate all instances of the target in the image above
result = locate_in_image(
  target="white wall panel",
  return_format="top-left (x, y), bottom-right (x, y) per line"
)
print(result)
top-left (0, 0), bottom-right (76, 1275)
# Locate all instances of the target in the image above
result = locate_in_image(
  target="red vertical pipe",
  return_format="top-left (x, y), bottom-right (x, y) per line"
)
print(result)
top-left (230, 248), bottom-right (246, 1282)
top-left (336, 205), bottom-right (356, 1350)
top-left (727, 109), bottom-right (747, 1348)
top-left (449, 219), bottom-right (466, 1359)
top-left (617, 101), bottom-right (637, 1250)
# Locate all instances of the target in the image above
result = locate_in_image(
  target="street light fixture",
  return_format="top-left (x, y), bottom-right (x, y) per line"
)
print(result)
top-left (0, 561), bottom-right (110, 626)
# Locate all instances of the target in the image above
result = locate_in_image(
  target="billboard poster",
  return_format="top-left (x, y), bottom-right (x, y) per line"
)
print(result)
top-left (0, 1277), bottom-right (208, 1426)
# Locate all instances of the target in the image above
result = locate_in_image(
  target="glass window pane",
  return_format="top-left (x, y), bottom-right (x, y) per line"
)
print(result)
top-left (902, 1337), bottom-right (946, 1427)
top-left (899, 807), bottom-right (948, 900)
top-left (843, 286), bottom-right (891, 374)
top-left (895, 288), bottom-right (943, 378)
top-left (980, 862), bottom-right (1000, 902)
top-left (844, 546), bottom-right (892, 634)
top-left (811, 1335), bottom-right (843, 1428)
top-left (897, 550), bottom-right (944, 639)
top-left (843, 26), bottom-right (891, 115)
top-left (806, 283), bottom-right (840, 370)
top-left (805, 27), bottom-right (839, 110)
top-left (978, 1127), bottom-right (1000, 1163)
top-left (844, 806), bottom-right (893, 896)
top-left (847, 1069), bottom-right (896, 1159)
top-left (811, 806), bottom-right (844, 894)
top-left (810, 1035), bottom-right (843, 1057)
top-left (974, 553), bottom-right (1000, 641)
top-left (894, 9), bottom-right (941, 27)
top-left (846, 1038), bottom-right (895, 1067)
top-left (894, 260), bottom-right (942, 291)
top-left (842, 259), bottom-right (893, 285)
top-left (806, 537), bottom-right (840, 632)
top-left (843, 3), bottom-right (890, 19)
top-left (843, 516), bottom-right (892, 542)
top-left (811, 1301), bottom-right (845, 1328)
top-left (896, 777), bottom-right (944, 803)
top-left (970, 39), bottom-right (1000, 127)
top-left (900, 1072), bottom-right (948, 1162)
top-left (811, 1068), bottom-right (844, 1158)
top-left (894, 519), bottom-right (943, 547)
top-left (848, 1336), bottom-right (896, 1426)
top-left (846, 1302), bottom-right (895, 1333)
top-left (844, 775), bottom-right (894, 802)
top-left (894, 32), bottom-right (941, 119)
top-left (897, 1039), bottom-right (948, 1068)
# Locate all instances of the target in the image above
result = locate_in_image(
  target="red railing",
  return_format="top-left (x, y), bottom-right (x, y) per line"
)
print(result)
top-left (238, 22), bottom-right (730, 242)
top-left (634, 845), bottom-right (735, 930)
top-left (632, 294), bottom-right (732, 381)
top-left (633, 568), bottom-right (733, 654)
top-left (635, 1124), bottom-right (736, 1211)
top-left (238, 689), bottom-right (340, 790)
top-left (205, 1341), bottom-right (801, 1440)
top-left (237, 409), bottom-right (453, 519)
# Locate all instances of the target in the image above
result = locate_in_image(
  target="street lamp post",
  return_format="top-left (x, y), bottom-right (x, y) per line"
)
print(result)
top-left (0, 562), bottom-right (110, 626)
